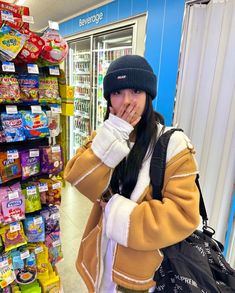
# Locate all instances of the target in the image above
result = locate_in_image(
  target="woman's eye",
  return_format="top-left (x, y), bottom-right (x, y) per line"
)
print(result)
top-left (133, 89), bottom-right (142, 94)
top-left (111, 91), bottom-right (120, 96)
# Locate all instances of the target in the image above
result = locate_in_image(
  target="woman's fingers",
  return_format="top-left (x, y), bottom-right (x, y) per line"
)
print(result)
top-left (131, 116), bottom-right (142, 127)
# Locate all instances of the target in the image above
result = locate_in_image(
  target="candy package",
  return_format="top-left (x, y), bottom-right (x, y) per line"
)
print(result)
top-left (0, 74), bottom-right (21, 103)
top-left (0, 255), bottom-right (16, 288)
top-left (38, 178), bottom-right (61, 205)
top-left (0, 1), bottom-right (29, 30)
top-left (0, 182), bottom-right (25, 224)
top-left (40, 205), bottom-right (60, 235)
top-left (0, 25), bottom-right (26, 61)
top-left (45, 232), bottom-right (63, 266)
top-left (46, 111), bottom-right (60, 137)
top-left (39, 76), bottom-right (60, 104)
top-left (40, 145), bottom-right (63, 175)
top-left (24, 215), bottom-right (45, 243)
top-left (21, 184), bottom-right (41, 213)
top-left (17, 28), bottom-right (44, 64)
top-left (18, 74), bottom-right (39, 103)
top-left (0, 129), bottom-right (6, 143)
top-left (20, 149), bottom-right (40, 180)
top-left (39, 29), bottom-right (68, 65)
top-left (0, 151), bottom-right (21, 184)
top-left (0, 222), bottom-right (27, 252)
top-left (0, 113), bottom-right (25, 142)
top-left (20, 110), bottom-right (49, 139)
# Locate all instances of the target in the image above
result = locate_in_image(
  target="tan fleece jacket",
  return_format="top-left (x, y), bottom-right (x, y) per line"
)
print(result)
top-left (64, 114), bottom-right (200, 292)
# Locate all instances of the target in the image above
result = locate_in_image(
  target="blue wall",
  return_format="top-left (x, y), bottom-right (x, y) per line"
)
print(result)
top-left (60, 0), bottom-right (185, 125)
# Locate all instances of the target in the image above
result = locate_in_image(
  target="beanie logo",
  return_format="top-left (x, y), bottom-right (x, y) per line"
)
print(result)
top-left (117, 75), bottom-right (126, 79)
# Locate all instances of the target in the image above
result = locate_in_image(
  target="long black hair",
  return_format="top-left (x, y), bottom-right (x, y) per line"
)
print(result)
top-left (104, 94), bottom-right (159, 199)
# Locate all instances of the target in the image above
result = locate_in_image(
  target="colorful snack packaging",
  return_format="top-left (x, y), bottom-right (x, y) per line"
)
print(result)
top-left (17, 28), bottom-right (45, 64)
top-left (21, 184), bottom-right (41, 214)
top-left (0, 183), bottom-right (25, 225)
top-left (39, 76), bottom-right (60, 104)
top-left (40, 205), bottom-right (60, 235)
top-left (40, 145), bottom-right (63, 175)
top-left (0, 25), bottom-right (26, 61)
top-left (0, 222), bottom-right (27, 252)
top-left (0, 1), bottom-right (29, 30)
top-left (45, 232), bottom-right (63, 266)
top-left (18, 75), bottom-right (39, 103)
top-left (24, 215), bottom-right (45, 243)
top-left (19, 149), bottom-right (40, 180)
top-left (0, 113), bottom-right (25, 142)
top-left (0, 74), bottom-right (21, 103)
top-left (20, 110), bottom-right (49, 139)
top-left (0, 254), bottom-right (16, 288)
top-left (0, 151), bottom-right (21, 184)
top-left (39, 29), bottom-right (68, 65)
top-left (38, 178), bottom-right (61, 206)
top-left (46, 111), bottom-right (60, 137)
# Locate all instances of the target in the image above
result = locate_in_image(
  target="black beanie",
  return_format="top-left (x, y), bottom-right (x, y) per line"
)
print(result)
top-left (103, 55), bottom-right (157, 100)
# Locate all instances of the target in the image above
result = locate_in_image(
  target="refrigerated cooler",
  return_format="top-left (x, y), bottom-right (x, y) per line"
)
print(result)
top-left (68, 27), bottom-right (133, 157)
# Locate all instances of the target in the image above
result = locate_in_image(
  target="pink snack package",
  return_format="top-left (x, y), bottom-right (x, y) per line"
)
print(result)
top-left (0, 183), bottom-right (25, 224)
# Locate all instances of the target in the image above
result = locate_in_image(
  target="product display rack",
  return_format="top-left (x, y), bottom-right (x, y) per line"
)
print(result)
top-left (0, 61), bottom-right (64, 292)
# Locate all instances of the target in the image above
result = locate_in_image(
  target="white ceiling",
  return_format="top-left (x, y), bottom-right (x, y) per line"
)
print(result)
top-left (3, 0), bottom-right (112, 31)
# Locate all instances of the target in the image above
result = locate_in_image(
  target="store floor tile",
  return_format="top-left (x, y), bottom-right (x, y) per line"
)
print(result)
top-left (56, 183), bottom-right (92, 293)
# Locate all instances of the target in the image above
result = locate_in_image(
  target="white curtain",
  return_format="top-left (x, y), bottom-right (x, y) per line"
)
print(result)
top-left (173, 0), bottom-right (235, 260)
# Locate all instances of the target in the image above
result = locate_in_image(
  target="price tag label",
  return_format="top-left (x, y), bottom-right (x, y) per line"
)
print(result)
top-left (49, 66), bottom-right (60, 76)
top-left (52, 239), bottom-right (61, 247)
top-left (52, 213), bottom-right (60, 220)
top-left (51, 145), bottom-right (60, 153)
top-left (8, 191), bottom-right (19, 200)
top-left (29, 149), bottom-right (39, 157)
top-left (7, 150), bottom-right (19, 160)
top-left (52, 182), bottom-right (61, 190)
top-left (6, 105), bottom-right (18, 114)
top-left (27, 63), bottom-right (39, 74)
top-left (31, 105), bottom-right (42, 113)
top-left (20, 250), bottom-right (30, 260)
top-left (22, 15), bottom-right (34, 24)
top-left (26, 186), bottom-right (37, 196)
top-left (10, 222), bottom-right (21, 233)
top-left (35, 246), bottom-right (43, 254)
top-left (1, 11), bottom-right (14, 22)
top-left (48, 20), bottom-right (59, 30)
top-left (38, 183), bottom-right (48, 192)
top-left (34, 216), bottom-right (43, 225)
top-left (2, 61), bottom-right (15, 72)
top-left (51, 106), bottom-right (62, 113)
top-left (0, 260), bottom-right (8, 268)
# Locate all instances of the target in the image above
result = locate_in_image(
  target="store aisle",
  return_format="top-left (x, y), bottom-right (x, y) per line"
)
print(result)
top-left (56, 184), bottom-right (92, 293)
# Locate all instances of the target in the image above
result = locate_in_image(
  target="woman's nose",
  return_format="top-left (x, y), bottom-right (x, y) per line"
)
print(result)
top-left (123, 91), bottom-right (132, 104)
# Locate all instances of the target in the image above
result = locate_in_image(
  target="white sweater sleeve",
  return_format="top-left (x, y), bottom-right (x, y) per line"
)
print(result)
top-left (91, 114), bottom-right (134, 168)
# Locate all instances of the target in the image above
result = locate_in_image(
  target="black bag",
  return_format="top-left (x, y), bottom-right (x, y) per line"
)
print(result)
top-left (150, 128), bottom-right (235, 293)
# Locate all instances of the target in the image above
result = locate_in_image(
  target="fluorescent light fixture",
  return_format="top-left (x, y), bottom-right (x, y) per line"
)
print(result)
top-left (15, 0), bottom-right (26, 5)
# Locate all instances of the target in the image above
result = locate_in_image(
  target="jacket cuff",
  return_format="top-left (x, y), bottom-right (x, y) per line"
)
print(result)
top-left (104, 194), bottom-right (137, 246)
top-left (91, 114), bottom-right (133, 168)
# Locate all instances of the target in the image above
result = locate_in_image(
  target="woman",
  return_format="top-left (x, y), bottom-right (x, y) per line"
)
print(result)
top-left (64, 55), bottom-right (200, 293)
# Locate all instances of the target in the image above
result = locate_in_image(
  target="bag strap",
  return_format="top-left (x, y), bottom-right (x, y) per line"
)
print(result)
top-left (150, 128), bottom-right (208, 224)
